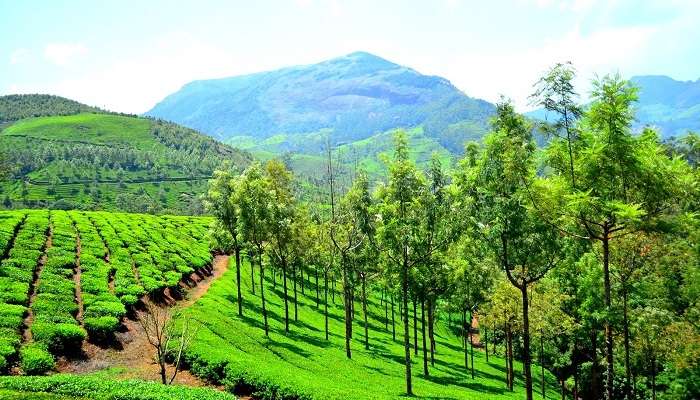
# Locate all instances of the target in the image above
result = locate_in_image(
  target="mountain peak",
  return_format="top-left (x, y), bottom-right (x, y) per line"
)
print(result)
top-left (147, 52), bottom-right (494, 151)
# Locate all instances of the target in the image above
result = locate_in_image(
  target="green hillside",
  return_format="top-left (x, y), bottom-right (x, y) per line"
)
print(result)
top-left (0, 94), bottom-right (103, 124)
top-left (229, 126), bottom-right (455, 182)
top-left (178, 258), bottom-right (560, 400)
top-left (0, 101), bottom-right (252, 214)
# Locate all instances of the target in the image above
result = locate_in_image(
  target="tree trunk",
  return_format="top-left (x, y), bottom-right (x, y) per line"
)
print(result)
top-left (651, 356), bottom-right (656, 400)
top-left (315, 268), bottom-right (319, 308)
top-left (428, 298), bottom-right (435, 366)
top-left (293, 261), bottom-right (298, 322)
top-left (602, 230), bottom-right (614, 400)
top-left (300, 264), bottom-right (305, 295)
top-left (507, 323), bottom-right (514, 391)
top-left (421, 297), bottom-right (428, 377)
top-left (521, 285), bottom-right (534, 400)
top-left (342, 256), bottom-right (352, 359)
top-left (591, 328), bottom-right (599, 400)
top-left (561, 380), bottom-right (566, 400)
top-left (469, 311), bottom-right (475, 379)
top-left (463, 310), bottom-right (469, 370)
top-left (282, 259), bottom-right (290, 332)
top-left (259, 251), bottom-right (268, 336)
top-left (504, 321), bottom-right (509, 389)
top-left (623, 288), bottom-right (631, 400)
top-left (272, 266), bottom-right (276, 289)
top-left (402, 257), bottom-right (413, 396)
top-left (234, 246), bottom-right (243, 316)
top-left (384, 288), bottom-right (389, 331)
top-left (540, 332), bottom-right (545, 399)
top-left (485, 327), bottom-right (489, 362)
top-left (362, 273), bottom-right (368, 350)
top-left (324, 269), bottom-right (329, 340)
top-left (413, 297), bottom-right (418, 356)
top-left (158, 348), bottom-right (167, 384)
top-left (391, 293), bottom-right (396, 341)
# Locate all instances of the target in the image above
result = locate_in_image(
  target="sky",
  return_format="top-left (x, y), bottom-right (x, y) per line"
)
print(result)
top-left (1, 0), bottom-right (699, 113)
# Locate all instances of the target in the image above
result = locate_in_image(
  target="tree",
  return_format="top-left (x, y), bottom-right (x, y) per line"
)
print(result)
top-left (530, 61), bottom-right (582, 188)
top-left (265, 159), bottom-right (297, 333)
top-left (204, 163), bottom-right (244, 316)
top-left (376, 131), bottom-right (454, 395)
top-left (237, 162), bottom-right (273, 336)
top-left (557, 75), bottom-right (691, 400)
top-left (137, 302), bottom-right (197, 385)
top-left (466, 100), bottom-right (563, 400)
top-left (611, 233), bottom-right (654, 399)
top-left (482, 279), bottom-right (522, 391)
top-left (530, 279), bottom-right (575, 399)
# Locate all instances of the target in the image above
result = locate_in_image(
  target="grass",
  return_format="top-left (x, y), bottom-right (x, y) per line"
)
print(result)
top-left (4, 113), bottom-right (153, 148)
top-left (0, 374), bottom-right (235, 400)
top-left (178, 258), bottom-right (561, 400)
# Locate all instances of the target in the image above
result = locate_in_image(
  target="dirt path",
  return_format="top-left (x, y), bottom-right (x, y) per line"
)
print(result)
top-left (180, 255), bottom-right (229, 307)
top-left (57, 255), bottom-right (230, 388)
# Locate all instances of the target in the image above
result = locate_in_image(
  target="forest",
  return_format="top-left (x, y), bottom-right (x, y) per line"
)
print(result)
top-left (199, 66), bottom-right (699, 400)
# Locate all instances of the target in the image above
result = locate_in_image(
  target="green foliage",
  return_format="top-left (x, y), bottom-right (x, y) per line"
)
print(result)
top-left (0, 106), bottom-right (252, 214)
top-left (19, 344), bottom-right (54, 375)
top-left (0, 94), bottom-right (102, 122)
top-left (176, 258), bottom-right (560, 400)
top-left (0, 374), bottom-right (235, 400)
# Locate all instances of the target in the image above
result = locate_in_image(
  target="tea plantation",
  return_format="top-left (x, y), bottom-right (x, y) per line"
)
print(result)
top-left (0, 209), bottom-right (213, 374)
top-left (178, 258), bottom-right (561, 400)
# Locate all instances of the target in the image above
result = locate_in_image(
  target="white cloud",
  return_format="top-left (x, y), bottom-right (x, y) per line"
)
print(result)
top-left (428, 23), bottom-right (658, 110)
top-left (44, 43), bottom-right (88, 66)
top-left (9, 49), bottom-right (30, 65)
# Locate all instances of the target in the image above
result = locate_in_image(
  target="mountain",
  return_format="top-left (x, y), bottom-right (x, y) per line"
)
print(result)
top-left (0, 94), bottom-right (252, 213)
top-left (630, 75), bottom-right (700, 136)
top-left (146, 51), bottom-right (495, 154)
top-left (526, 75), bottom-right (700, 138)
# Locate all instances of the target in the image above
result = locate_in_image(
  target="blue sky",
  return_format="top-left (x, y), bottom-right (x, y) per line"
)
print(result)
top-left (1, 0), bottom-right (698, 113)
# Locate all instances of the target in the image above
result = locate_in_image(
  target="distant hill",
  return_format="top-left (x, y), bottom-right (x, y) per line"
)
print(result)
top-left (146, 51), bottom-right (495, 154)
top-left (0, 94), bottom-right (252, 214)
top-left (526, 75), bottom-right (700, 138)
top-left (0, 94), bottom-right (104, 123)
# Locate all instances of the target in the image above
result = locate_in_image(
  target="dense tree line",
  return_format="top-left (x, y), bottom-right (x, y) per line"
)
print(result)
top-left (207, 67), bottom-right (698, 400)
top-left (0, 94), bottom-right (103, 122)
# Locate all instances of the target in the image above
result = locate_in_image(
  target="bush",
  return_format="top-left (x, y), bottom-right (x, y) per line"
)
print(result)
top-left (84, 316), bottom-right (119, 340)
top-left (31, 323), bottom-right (86, 354)
top-left (19, 345), bottom-right (54, 375)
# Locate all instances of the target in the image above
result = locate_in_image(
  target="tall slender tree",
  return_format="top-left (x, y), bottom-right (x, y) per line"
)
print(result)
top-left (465, 100), bottom-right (563, 400)
top-left (204, 163), bottom-right (244, 317)
top-left (237, 162), bottom-right (273, 336)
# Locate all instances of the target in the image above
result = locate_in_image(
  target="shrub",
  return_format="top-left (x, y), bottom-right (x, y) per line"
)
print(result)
top-left (19, 345), bottom-right (54, 375)
top-left (84, 316), bottom-right (119, 340)
top-left (31, 323), bottom-right (86, 354)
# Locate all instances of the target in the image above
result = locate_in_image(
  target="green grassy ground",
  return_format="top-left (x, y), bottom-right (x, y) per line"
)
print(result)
top-left (0, 374), bottom-right (235, 400)
top-left (3, 114), bottom-right (153, 148)
top-left (180, 258), bottom-right (560, 400)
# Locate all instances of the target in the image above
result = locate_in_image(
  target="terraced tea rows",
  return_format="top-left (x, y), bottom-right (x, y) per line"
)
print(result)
top-left (0, 210), bottom-right (213, 374)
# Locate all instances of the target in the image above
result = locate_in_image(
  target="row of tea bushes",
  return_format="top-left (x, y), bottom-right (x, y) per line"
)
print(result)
top-left (0, 211), bottom-right (48, 370)
top-left (29, 211), bottom-right (85, 357)
top-left (0, 210), bottom-right (215, 374)
top-left (88, 212), bottom-right (144, 307)
top-left (69, 213), bottom-right (125, 339)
